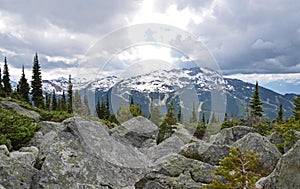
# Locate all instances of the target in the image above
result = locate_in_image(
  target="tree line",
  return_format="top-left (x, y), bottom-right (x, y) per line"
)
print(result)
top-left (0, 54), bottom-right (73, 113)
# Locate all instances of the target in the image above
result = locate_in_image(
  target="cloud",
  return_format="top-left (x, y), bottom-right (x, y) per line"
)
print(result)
top-left (251, 39), bottom-right (275, 50)
top-left (0, 0), bottom-right (299, 85)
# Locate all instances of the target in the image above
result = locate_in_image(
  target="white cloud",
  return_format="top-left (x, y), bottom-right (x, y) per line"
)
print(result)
top-left (127, 0), bottom-right (208, 30)
top-left (225, 73), bottom-right (300, 85)
top-left (251, 39), bottom-right (275, 49)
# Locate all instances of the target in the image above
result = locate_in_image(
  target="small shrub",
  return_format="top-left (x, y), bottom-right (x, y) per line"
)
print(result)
top-left (0, 105), bottom-right (40, 151)
top-left (205, 147), bottom-right (264, 189)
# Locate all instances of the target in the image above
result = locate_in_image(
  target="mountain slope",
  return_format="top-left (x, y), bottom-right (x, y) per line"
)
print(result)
top-left (43, 67), bottom-right (296, 120)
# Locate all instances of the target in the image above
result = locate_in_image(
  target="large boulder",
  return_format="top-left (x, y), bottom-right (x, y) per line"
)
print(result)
top-left (210, 126), bottom-right (255, 145)
top-left (145, 136), bottom-right (185, 162)
top-left (0, 153), bottom-right (37, 189)
top-left (180, 140), bottom-right (230, 165)
top-left (31, 117), bottom-right (151, 189)
top-left (0, 101), bottom-right (41, 122)
top-left (232, 133), bottom-right (282, 171)
top-left (39, 121), bottom-right (61, 135)
top-left (9, 151), bottom-right (36, 166)
top-left (256, 140), bottom-right (300, 189)
top-left (135, 154), bottom-right (215, 189)
top-left (111, 116), bottom-right (159, 148)
top-left (19, 146), bottom-right (39, 159)
top-left (29, 131), bottom-right (44, 147)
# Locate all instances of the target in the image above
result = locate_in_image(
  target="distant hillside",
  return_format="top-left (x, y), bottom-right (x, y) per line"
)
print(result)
top-left (41, 67), bottom-right (297, 120)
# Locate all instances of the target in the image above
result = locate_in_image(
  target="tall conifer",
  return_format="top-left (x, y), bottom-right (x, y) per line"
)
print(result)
top-left (18, 65), bottom-right (30, 102)
top-left (3, 57), bottom-right (12, 96)
top-left (31, 53), bottom-right (43, 108)
top-left (250, 81), bottom-right (263, 117)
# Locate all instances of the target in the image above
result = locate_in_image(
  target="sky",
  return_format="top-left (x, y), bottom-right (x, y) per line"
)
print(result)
top-left (0, 0), bottom-right (299, 94)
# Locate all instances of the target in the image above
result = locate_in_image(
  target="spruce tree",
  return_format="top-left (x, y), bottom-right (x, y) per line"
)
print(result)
top-left (18, 65), bottom-right (30, 102)
top-left (45, 93), bottom-right (51, 111)
top-left (164, 100), bottom-right (177, 125)
top-left (157, 100), bottom-right (177, 143)
top-left (129, 96), bottom-right (143, 117)
top-left (0, 66), bottom-right (4, 97)
top-left (294, 95), bottom-right (300, 120)
top-left (61, 91), bottom-right (67, 111)
top-left (250, 81), bottom-right (263, 117)
top-left (96, 98), bottom-right (102, 119)
top-left (177, 106), bottom-right (182, 123)
top-left (51, 90), bottom-right (57, 111)
top-left (3, 57), bottom-right (12, 96)
top-left (67, 74), bottom-right (73, 113)
top-left (277, 104), bottom-right (283, 123)
top-left (31, 53), bottom-right (43, 108)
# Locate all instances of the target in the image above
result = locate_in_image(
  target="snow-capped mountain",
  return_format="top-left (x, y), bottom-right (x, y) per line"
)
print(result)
top-left (41, 67), bottom-right (296, 120)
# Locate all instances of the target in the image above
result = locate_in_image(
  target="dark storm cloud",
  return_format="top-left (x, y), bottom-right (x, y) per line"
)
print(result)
top-left (0, 0), bottom-right (140, 77)
top-left (0, 0), bottom-right (299, 78)
top-left (153, 0), bottom-right (300, 75)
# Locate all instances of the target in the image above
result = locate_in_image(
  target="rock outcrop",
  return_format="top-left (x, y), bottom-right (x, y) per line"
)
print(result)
top-left (111, 116), bottom-right (158, 148)
top-left (210, 126), bottom-right (255, 145)
top-left (31, 117), bottom-right (150, 188)
top-left (180, 140), bottom-right (230, 165)
top-left (232, 133), bottom-right (282, 171)
top-left (0, 113), bottom-right (298, 189)
top-left (0, 153), bottom-right (37, 189)
top-left (0, 101), bottom-right (41, 122)
top-left (135, 154), bottom-right (215, 189)
top-left (256, 140), bottom-right (300, 189)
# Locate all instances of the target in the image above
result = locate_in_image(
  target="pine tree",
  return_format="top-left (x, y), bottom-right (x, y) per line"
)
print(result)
top-left (205, 148), bottom-right (263, 189)
top-left (293, 95), bottom-right (300, 120)
top-left (0, 66), bottom-right (4, 97)
top-left (277, 104), bottom-right (283, 123)
top-left (17, 65), bottom-right (30, 102)
top-left (129, 96), bottom-right (143, 117)
top-left (31, 53), bottom-right (43, 108)
top-left (45, 93), bottom-right (51, 111)
top-left (177, 106), bottom-right (182, 123)
top-left (2, 57), bottom-right (12, 96)
top-left (96, 98), bottom-right (102, 119)
top-left (250, 81), bottom-right (263, 117)
top-left (51, 90), bottom-right (57, 111)
top-left (190, 102), bottom-right (198, 123)
top-left (67, 75), bottom-right (73, 113)
top-left (61, 91), bottom-right (67, 111)
top-left (157, 100), bottom-right (177, 144)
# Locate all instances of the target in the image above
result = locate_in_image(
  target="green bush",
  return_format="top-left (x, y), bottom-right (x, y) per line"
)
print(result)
top-left (274, 118), bottom-right (300, 152)
top-left (205, 147), bottom-right (265, 189)
top-left (253, 118), bottom-right (273, 136)
top-left (0, 105), bottom-right (40, 151)
top-left (2, 98), bottom-right (73, 122)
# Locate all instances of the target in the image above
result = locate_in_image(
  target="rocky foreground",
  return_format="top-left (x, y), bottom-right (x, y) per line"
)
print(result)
top-left (1, 114), bottom-right (300, 188)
